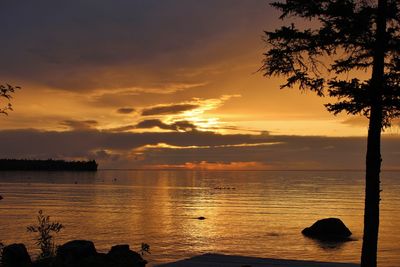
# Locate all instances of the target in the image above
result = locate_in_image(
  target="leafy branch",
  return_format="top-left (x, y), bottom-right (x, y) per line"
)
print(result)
top-left (0, 84), bottom-right (20, 115)
top-left (27, 210), bottom-right (64, 259)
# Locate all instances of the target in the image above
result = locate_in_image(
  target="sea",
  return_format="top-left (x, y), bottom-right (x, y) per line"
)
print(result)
top-left (0, 170), bottom-right (399, 266)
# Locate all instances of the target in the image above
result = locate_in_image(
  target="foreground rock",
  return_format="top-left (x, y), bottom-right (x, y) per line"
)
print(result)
top-left (54, 240), bottom-right (98, 267)
top-left (302, 218), bottom-right (352, 241)
top-left (2, 243), bottom-right (32, 267)
top-left (3, 240), bottom-right (147, 267)
top-left (54, 241), bottom-right (147, 267)
top-left (107, 244), bottom-right (147, 267)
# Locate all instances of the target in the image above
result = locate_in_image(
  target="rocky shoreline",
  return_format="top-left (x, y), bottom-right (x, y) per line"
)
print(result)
top-left (1, 240), bottom-right (147, 267)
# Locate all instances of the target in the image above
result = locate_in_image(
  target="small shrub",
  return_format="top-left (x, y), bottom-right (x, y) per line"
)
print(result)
top-left (27, 210), bottom-right (64, 259)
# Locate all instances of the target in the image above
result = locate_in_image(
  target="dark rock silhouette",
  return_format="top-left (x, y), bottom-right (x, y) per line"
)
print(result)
top-left (0, 195), bottom-right (3, 200)
top-left (107, 244), bottom-right (147, 267)
top-left (1, 240), bottom-right (147, 267)
top-left (52, 240), bottom-right (145, 267)
top-left (31, 258), bottom-right (54, 267)
top-left (2, 243), bottom-right (31, 267)
top-left (302, 218), bottom-right (352, 241)
top-left (197, 216), bottom-right (206, 220)
top-left (55, 240), bottom-right (97, 266)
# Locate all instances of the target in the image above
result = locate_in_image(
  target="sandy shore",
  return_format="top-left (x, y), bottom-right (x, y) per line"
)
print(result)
top-left (156, 253), bottom-right (360, 267)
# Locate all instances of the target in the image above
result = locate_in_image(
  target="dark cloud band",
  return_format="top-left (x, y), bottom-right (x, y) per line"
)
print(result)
top-left (116, 107), bottom-right (135, 114)
top-left (141, 104), bottom-right (199, 116)
top-left (0, 129), bottom-right (398, 170)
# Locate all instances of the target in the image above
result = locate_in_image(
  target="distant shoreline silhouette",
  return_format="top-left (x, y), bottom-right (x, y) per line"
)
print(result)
top-left (0, 159), bottom-right (98, 171)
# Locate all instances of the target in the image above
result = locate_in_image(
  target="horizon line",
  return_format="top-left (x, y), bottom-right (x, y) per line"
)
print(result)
top-left (97, 168), bottom-right (400, 172)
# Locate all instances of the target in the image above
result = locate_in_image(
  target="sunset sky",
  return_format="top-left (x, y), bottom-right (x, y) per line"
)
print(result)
top-left (0, 0), bottom-right (399, 170)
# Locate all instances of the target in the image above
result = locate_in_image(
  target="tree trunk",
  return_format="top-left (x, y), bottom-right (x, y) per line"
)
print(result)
top-left (360, 0), bottom-right (387, 266)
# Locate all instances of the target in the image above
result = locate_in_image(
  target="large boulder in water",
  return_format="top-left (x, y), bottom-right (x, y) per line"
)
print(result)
top-left (302, 218), bottom-right (352, 241)
top-left (2, 243), bottom-right (32, 267)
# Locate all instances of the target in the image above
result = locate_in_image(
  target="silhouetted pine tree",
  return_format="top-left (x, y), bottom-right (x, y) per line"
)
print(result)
top-left (261, 1), bottom-right (400, 266)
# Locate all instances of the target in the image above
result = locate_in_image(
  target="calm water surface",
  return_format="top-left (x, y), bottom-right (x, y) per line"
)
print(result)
top-left (0, 170), bottom-right (399, 266)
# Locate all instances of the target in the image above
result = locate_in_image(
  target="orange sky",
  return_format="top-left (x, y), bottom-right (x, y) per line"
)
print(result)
top-left (0, 0), bottom-right (399, 169)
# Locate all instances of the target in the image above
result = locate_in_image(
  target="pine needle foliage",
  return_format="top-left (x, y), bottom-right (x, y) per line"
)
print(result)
top-left (261, 0), bottom-right (400, 127)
